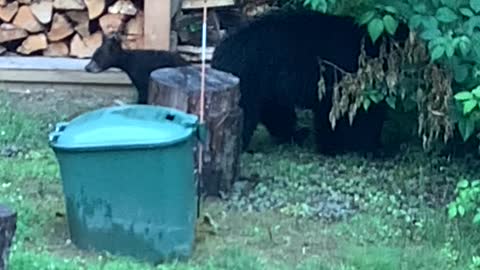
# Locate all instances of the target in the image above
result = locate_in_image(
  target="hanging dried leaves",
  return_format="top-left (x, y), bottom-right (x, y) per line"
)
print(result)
top-left (316, 32), bottom-right (454, 150)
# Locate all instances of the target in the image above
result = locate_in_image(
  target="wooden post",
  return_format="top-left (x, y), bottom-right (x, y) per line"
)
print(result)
top-left (149, 66), bottom-right (243, 197)
top-left (144, 0), bottom-right (170, 50)
top-left (0, 204), bottom-right (17, 270)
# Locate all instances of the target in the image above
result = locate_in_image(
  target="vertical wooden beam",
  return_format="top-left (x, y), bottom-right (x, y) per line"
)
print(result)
top-left (144, 0), bottom-right (171, 50)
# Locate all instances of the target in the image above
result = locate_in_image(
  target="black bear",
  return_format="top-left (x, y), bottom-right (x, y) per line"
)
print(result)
top-left (85, 33), bottom-right (190, 104)
top-left (210, 9), bottom-right (409, 155)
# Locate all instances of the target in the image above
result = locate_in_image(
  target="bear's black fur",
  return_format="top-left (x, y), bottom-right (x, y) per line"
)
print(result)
top-left (85, 33), bottom-right (190, 104)
top-left (210, 9), bottom-right (409, 155)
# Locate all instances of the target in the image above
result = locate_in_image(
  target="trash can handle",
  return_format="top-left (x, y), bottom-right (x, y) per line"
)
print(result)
top-left (48, 122), bottom-right (69, 144)
top-left (48, 132), bottom-right (62, 143)
top-left (54, 122), bottom-right (69, 132)
top-left (178, 118), bottom-right (208, 145)
top-left (195, 123), bottom-right (208, 144)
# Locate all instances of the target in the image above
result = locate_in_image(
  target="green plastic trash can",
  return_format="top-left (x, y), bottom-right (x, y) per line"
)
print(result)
top-left (48, 104), bottom-right (203, 264)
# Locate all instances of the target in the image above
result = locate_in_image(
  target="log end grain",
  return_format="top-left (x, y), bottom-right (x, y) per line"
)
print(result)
top-left (0, 2), bottom-right (19, 22)
top-left (150, 65), bottom-right (240, 94)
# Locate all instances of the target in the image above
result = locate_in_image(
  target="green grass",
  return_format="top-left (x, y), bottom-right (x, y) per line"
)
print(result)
top-left (1, 92), bottom-right (480, 270)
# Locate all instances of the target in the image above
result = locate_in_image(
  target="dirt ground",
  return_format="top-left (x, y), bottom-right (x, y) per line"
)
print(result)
top-left (2, 83), bottom-right (137, 123)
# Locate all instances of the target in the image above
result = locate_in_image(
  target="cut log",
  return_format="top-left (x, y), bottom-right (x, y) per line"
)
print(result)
top-left (178, 45), bottom-right (214, 56)
top-left (108, 0), bottom-right (137, 16)
top-left (182, 0), bottom-right (235, 9)
top-left (0, 204), bottom-right (17, 270)
top-left (74, 20), bottom-right (89, 38)
top-left (53, 0), bottom-right (86, 10)
top-left (0, 0), bottom-right (6, 7)
top-left (17, 33), bottom-right (48, 54)
top-left (0, 23), bottom-right (28, 43)
top-left (66, 11), bottom-right (89, 37)
top-left (43, 41), bottom-right (69, 56)
top-left (0, 1), bottom-right (19, 22)
top-left (47, 13), bottom-right (74, 41)
top-left (69, 31), bottom-right (102, 58)
top-left (149, 66), bottom-right (243, 196)
top-left (13, 5), bottom-right (45, 33)
top-left (84, 0), bottom-right (104, 19)
top-left (178, 45), bottom-right (214, 62)
top-left (123, 34), bottom-right (143, 49)
top-left (175, 12), bottom-right (224, 47)
top-left (180, 53), bottom-right (211, 63)
top-left (99, 13), bottom-right (125, 35)
top-left (125, 11), bottom-right (143, 35)
top-left (65, 10), bottom-right (87, 24)
top-left (30, 0), bottom-right (54, 24)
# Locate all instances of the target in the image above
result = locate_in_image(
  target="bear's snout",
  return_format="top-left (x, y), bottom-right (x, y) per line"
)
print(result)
top-left (85, 60), bottom-right (102, 73)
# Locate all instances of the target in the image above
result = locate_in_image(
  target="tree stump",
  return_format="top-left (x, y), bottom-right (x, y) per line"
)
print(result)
top-left (0, 204), bottom-right (17, 270)
top-left (149, 66), bottom-right (243, 197)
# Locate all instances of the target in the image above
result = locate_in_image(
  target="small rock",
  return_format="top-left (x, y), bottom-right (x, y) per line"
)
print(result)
top-left (1, 145), bottom-right (21, 158)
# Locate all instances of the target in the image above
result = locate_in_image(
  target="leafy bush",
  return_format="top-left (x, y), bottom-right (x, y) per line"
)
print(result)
top-left (397, 0), bottom-right (480, 147)
top-left (299, 0), bottom-right (480, 151)
top-left (454, 86), bottom-right (480, 142)
top-left (447, 178), bottom-right (480, 224)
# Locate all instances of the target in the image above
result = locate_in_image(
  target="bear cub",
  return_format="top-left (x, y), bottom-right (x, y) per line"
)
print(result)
top-left (85, 33), bottom-right (190, 104)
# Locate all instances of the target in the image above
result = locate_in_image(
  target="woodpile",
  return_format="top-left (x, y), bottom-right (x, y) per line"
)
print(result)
top-left (174, 0), bottom-right (278, 63)
top-left (173, 0), bottom-right (235, 63)
top-left (240, 0), bottom-right (276, 17)
top-left (0, 0), bottom-right (144, 58)
top-left (0, 0), bottom-right (276, 62)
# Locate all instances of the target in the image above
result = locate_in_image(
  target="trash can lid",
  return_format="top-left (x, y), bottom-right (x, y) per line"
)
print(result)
top-left (49, 105), bottom-right (199, 151)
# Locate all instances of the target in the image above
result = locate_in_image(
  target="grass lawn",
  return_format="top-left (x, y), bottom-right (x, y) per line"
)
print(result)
top-left (1, 89), bottom-right (480, 270)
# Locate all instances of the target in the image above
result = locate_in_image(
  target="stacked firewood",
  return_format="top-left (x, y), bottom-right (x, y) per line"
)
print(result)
top-left (240, 0), bottom-right (276, 17)
top-left (173, 0), bottom-right (235, 63)
top-left (174, 0), bottom-right (277, 62)
top-left (0, 0), bottom-right (144, 58)
top-left (0, 0), bottom-right (277, 60)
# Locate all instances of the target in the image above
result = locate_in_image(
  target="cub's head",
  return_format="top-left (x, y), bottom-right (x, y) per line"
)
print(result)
top-left (85, 32), bottom-right (123, 73)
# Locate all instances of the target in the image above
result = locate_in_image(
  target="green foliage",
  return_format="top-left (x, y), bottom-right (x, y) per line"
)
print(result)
top-left (300, 0), bottom-right (480, 149)
top-left (396, 0), bottom-right (480, 147)
top-left (453, 86), bottom-right (480, 141)
top-left (336, 1), bottom-right (404, 45)
top-left (447, 179), bottom-right (480, 225)
top-left (471, 0), bottom-right (480, 13)
top-left (302, 0), bottom-right (376, 17)
top-left (368, 17), bottom-right (385, 42)
top-left (356, 4), bottom-right (402, 42)
top-left (362, 89), bottom-right (385, 111)
top-left (469, 256), bottom-right (480, 270)
top-left (0, 94), bottom-right (47, 149)
top-left (439, 241), bottom-right (461, 269)
top-left (302, 0), bottom-right (336, 13)
top-left (383, 14), bottom-right (400, 34)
